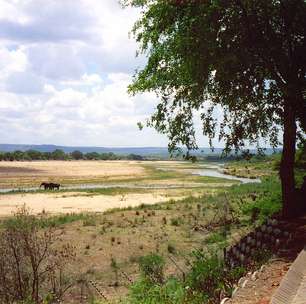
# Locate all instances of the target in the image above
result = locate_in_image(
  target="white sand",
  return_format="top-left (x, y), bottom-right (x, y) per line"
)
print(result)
top-left (0, 192), bottom-right (180, 216)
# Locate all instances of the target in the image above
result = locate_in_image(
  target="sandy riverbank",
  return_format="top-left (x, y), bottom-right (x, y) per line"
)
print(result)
top-left (0, 191), bottom-right (182, 216)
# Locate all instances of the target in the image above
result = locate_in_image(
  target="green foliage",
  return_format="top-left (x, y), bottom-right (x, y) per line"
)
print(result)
top-left (51, 149), bottom-right (67, 160)
top-left (170, 217), bottom-right (183, 226)
top-left (125, 0), bottom-right (306, 152)
top-left (204, 231), bottom-right (227, 245)
top-left (185, 251), bottom-right (244, 303)
top-left (127, 277), bottom-right (186, 304)
top-left (124, 0), bottom-right (306, 217)
top-left (127, 251), bottom-right (245, 304)
top-left (252, 249), bottom-right (273, 267)
top-left (138, 254), bottom-right (165, 284)
top-left (239, 177), bottom-right (282, 222)
top-left (123, 172), bottom-right (284, 303)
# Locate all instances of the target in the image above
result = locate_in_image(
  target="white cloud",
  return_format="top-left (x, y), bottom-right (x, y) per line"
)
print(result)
top-left (0, 69), bottom-right (170, 146)
top-left (0, 0), bottom-right (213, 147)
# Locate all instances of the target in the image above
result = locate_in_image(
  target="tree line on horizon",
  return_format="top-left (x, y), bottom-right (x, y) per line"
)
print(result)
top-left (0, 147), bottom-right (293, 163)
top-left (0, 149), bottom-right (144, 161)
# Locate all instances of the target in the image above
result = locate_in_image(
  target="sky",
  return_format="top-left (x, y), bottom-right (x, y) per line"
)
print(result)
top-left (0, 0), bottom-right (223, 148)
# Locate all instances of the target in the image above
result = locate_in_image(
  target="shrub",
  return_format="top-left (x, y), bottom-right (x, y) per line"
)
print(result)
top-left (237, 177), bottom-right (282, 222)
top-left (170, 217), bottom-right (183, 226)
top-left (127, 250), bottom-right (245, 304)
top-left (186, 251), bottom-right (245, 302)
top-left (110, 257), bottom-right (119, 284)
top-left (83, 215), bottom-right (96, 226)
top-left (127, 277), bottom-right (185, 304)
top-left (243, 191), bottom-right (281, 222)
top-left (204, 232), bottom-right (227, 245)
top-left (139, 254), bottom-right (165, 284)
top-left (0, 207), bottom-right (75, 304)
top-left (167, 243), bottom-right (176, 254)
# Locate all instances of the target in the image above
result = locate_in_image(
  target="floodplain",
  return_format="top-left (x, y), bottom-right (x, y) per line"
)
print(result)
top-left (0, 160), bottom-right (236, 216)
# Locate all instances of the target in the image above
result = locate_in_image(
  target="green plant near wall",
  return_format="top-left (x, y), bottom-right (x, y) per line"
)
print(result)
top-left (126, 251), bottom-right (246, 304)
top-left (185, 251), bottom-right (245, 303)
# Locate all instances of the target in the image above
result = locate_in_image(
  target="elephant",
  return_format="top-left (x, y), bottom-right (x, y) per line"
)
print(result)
top-left (40, 182), bottom-right (51, 190)
top-left (49, 183), bottom-right (60, 190)
top-left (40, 182), bottom-right (60, 190)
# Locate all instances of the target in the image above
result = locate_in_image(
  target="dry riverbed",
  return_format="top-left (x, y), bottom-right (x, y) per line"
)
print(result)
top-left (0, 160), bottom-right (146, 188)
top-left (0, 160), bottom-right (238, 216)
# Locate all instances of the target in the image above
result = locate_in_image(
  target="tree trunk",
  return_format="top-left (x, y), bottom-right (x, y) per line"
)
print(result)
top-left (280, 101), bottom-right (297, 219)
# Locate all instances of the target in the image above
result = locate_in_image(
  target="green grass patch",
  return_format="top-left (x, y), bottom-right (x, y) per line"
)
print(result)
top-left (204, 231), bottom-right (227, 244)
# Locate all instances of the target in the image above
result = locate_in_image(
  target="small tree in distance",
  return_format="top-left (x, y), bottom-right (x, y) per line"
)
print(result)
top-left (51, 149), bottom-right (66, 160)
top-left (71, 150), bottom-right (84, 160)
top-left (123, 0), bottom-right (306, 218)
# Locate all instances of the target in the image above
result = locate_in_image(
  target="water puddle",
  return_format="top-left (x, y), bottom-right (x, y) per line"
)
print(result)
top-left (192, 168), bottom-right (261, 184)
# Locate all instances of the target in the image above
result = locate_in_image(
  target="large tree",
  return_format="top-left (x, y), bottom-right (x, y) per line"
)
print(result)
top-left (123, 0), bottom-right (306, 218)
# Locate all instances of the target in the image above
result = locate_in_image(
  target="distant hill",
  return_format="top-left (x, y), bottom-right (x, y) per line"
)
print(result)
top-left (0, 144), bottom-right (280, 156)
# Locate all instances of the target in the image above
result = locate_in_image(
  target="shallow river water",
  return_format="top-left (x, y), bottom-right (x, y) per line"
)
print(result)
top-left (192, 164), bottom-right (261, 184)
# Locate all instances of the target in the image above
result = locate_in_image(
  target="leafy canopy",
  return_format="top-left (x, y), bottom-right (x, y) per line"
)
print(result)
top-left (124, 0), bottom-right (306, 153)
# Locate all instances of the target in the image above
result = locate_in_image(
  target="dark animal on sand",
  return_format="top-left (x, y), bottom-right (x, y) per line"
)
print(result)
top-left (40, 182), bottom-right (50, 190)
top-left (40, 182), bottom-right (60, 190)
top-left (50, 183), bottom-right (60, 190)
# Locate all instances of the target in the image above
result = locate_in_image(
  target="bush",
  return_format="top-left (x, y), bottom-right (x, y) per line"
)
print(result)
top-left (204, 232), bottom-right (227, 245)
top-left (242, 187), bottom-right (281, 222)
top-left (82, 215), bottom-right (96, 226)
top-left (127, 250), bottom-right (245, 304)
top-left (234, 176), bottom-right (282, 222)
top-left (167, 243), bottom-right (176, 254)
top-left (0, 207), bottom-right (75, 304)
top-left (139, 254), bottom-right (165, 284)
top-left (185, 251), bottom-right (245, 303)
top-left (170, 217), bottom-right (183, 226)
top-left (127, 277), bottom-right (185, 304)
